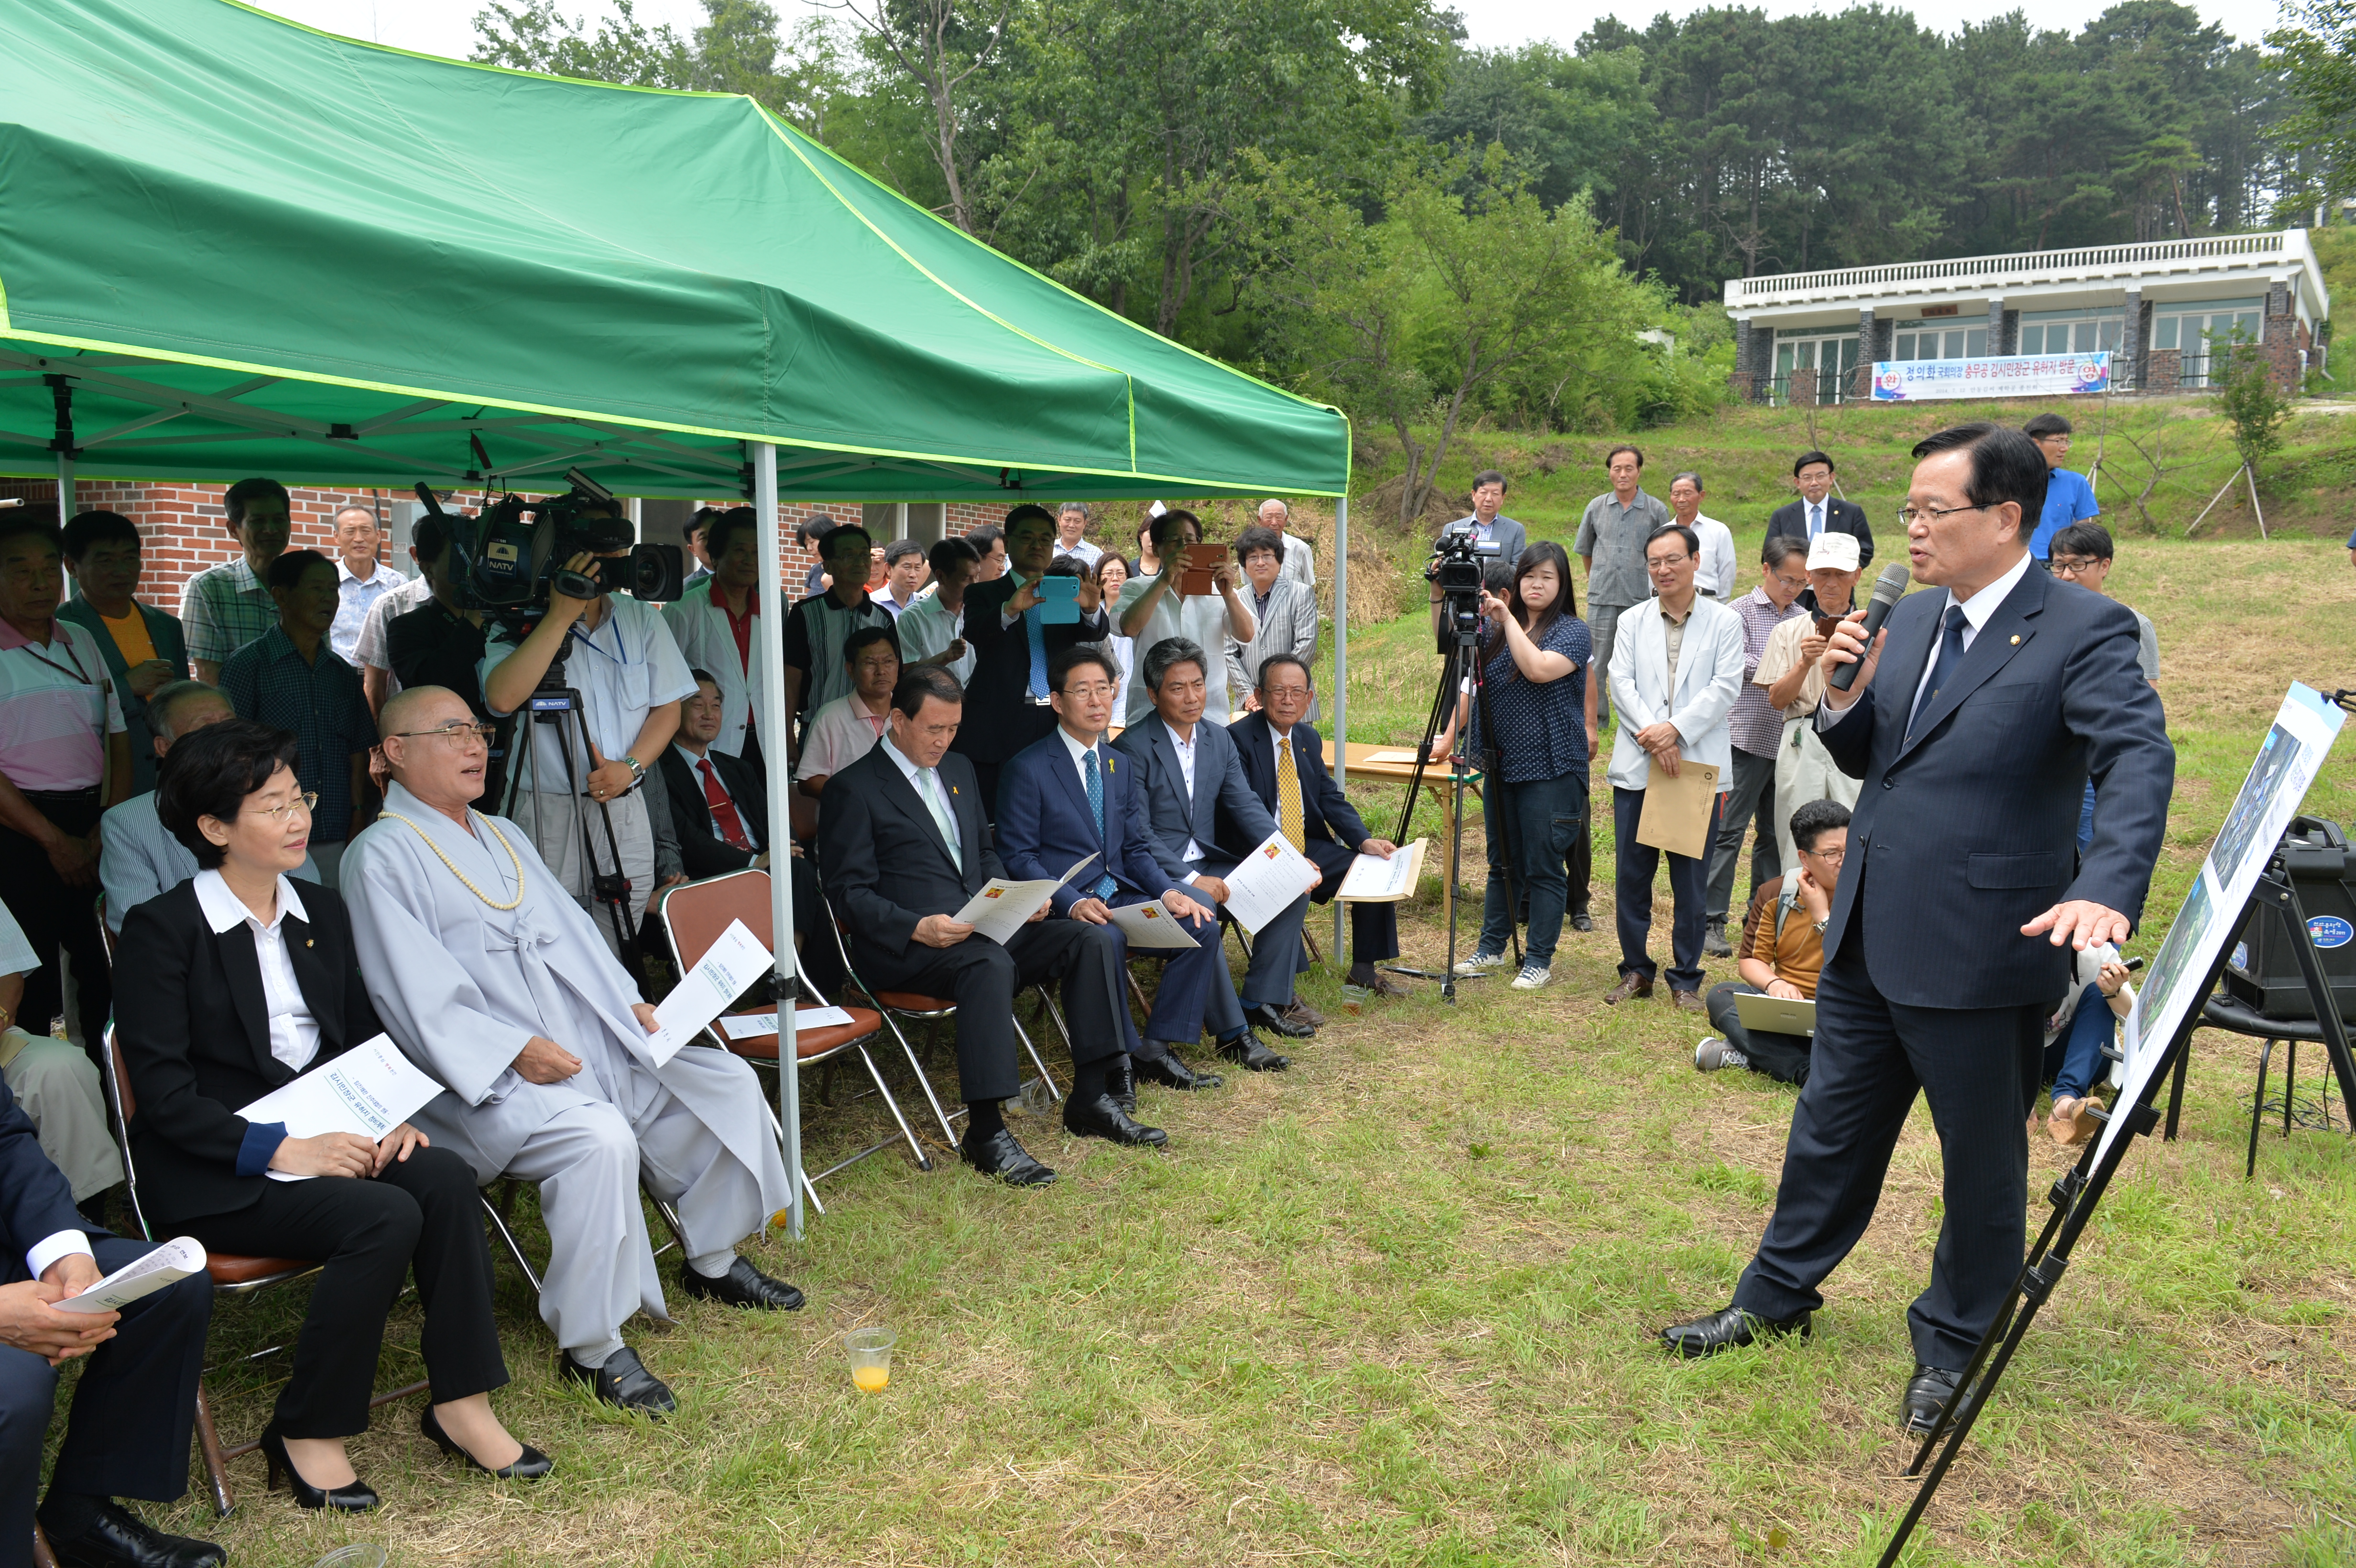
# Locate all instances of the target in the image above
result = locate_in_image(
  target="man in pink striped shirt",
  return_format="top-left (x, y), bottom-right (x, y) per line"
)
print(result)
top-left (793, 626), bottom-right (901, 797)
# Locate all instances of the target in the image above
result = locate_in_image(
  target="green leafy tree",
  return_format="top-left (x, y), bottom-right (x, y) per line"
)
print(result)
top-left (2270, 0), bottom-right (2356, 204)
top-left (2214, 326), bottom-right (2291, 476)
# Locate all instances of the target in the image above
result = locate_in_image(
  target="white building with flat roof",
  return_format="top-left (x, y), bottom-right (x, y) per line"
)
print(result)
top-left (1724, 230), bottom-right (2328, 403)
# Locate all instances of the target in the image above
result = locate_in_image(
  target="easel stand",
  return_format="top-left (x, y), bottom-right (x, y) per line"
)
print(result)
top-left (1876, 866), bottom-right (2350, 1566)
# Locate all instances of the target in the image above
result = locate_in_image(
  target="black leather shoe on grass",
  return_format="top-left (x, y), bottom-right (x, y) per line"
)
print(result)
top-left (557, 1345), bottom-right (677, 1417)
top-left (1902, 1364), bottom-right (1965, 1435)
top-left (963, 1126), bottom-right (1058, 1187)
top-left (678, 1255), bottom-right (806, 1311)
top-left (1218, 1030), bottom-right (1291, 1072)
top-left (43, 1502), bottom-right (227, 1568)
top-left (1658, 1304), bottom-right (1812, 1359)
top-left (1062, 1091), bottom-right (1168, 1146)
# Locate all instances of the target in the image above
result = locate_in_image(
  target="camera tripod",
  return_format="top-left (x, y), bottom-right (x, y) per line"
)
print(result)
top-left (1389, 613), bottom-right (1519, 1001)
top-left (496, 630), bottom-right (642, 966)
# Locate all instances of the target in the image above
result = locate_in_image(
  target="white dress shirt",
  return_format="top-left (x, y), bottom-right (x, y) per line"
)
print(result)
top-left (1058, 725), bottom-right (1107, 793)
top-left (194, 869), bottom-right (321, 1073)
top-left (1822, 549), bottom-right (2036, 732)
top-left (1693, 513), bottom-right (1738, 597)
top-left (1162, 721), bottom-right (1205, 863)
top-left (1807, 501), bottom-right (1826, 538)
top-left (881, 736), bottom-right (960, 855)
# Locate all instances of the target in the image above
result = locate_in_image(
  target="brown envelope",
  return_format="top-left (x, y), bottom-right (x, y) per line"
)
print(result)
top-left (1636, 757), bottom-right (1722, 860)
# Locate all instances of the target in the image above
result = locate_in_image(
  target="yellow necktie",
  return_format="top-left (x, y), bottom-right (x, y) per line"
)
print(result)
top-left (1276, 736), bottom-right (1306, 851)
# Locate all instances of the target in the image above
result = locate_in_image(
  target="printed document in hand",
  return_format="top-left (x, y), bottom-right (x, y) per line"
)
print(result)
top-left (1220, 831), bottom-right (1322, 935)
top-left (645, 919), bottom-right (773, 1066)
top-left (954, 854), bottom-right (1099, 945)
top-left (1338, 838), bottom-right (1426, 903)
top-left (238, 1035), bottom-right (446, 1181)
top-left (719, 1005), bottom-right (855, 1039)
top-left (1108, 900), bottom-right (1199, 949)
top-left (53, 1236), bottom-right (208, 1314)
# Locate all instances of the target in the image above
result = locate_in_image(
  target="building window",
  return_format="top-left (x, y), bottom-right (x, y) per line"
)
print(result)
top-left (1772, 334), bottom-right (1859, 401)
top-left (2150, 299), bottom-right (2263, 387)
top-left (1891, 327), bottom-right (1986, 360)
top-left (2018, 312), bottom-right (2123, 356)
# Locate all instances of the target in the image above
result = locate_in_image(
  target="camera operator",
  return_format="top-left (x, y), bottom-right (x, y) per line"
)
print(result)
top-left (1451, 541), bottom-right (1592, 992)
top-left (479, 523), bottom-right (697, 956)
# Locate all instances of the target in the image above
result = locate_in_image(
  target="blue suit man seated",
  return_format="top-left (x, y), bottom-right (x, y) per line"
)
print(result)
top-left (997, 646), bottom-right (1233, 1101)
top-left (0, 1072), bottom-right (221, 1568)
top-left (1228, 653), bottom-right (1407, 1003)
top-left (1110, 637), bottom-right (1297, 1070)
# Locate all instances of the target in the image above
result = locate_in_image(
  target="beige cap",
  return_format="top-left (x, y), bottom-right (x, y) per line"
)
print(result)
top-left (1806, 533), bottom-right (1860, 571)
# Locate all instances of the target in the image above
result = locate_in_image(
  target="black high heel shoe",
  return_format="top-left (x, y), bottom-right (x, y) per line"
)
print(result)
top-left (259, 1426), bottom-right (379, 1513)
top-left (421, 1406), bottom-right (555, 1481)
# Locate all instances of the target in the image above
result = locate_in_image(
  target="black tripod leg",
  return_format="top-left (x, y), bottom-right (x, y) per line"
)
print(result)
top-left (2163, 1043), bottom-right (2191, 1141)
top-left (2279, 883), bottom-right (2356, 1113)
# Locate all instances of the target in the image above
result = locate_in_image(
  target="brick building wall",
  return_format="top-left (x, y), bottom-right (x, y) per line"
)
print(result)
top-left (0, 479), bottom-right (1030, 611)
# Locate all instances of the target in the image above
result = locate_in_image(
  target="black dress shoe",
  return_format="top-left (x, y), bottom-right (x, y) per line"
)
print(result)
top-left (962, 1126), bottom-right (1058, 1186)
top-left (677, 1254), bottom-right (807, 1311)
top-left (1134, 1053), bottom-right (1222, 1090)
top-left (1902, 1364), bottom-right (1965, 1435)
top-left (1658, 1304), bottom-right (1813, 1359)
top-left (259, 1426), bottom-right (379, 1511)
top-left (1283, 998), bottom-right (1326, 1028)
top-left (1244, 1002), bottom-right (1315, 1038)
top-left (1569, 907), bottom-right (1594, 933)
top-left (1062, 1090), bottom-right (1169, 1146)
top-left (556, 1345), bottom-right (677, 1417)
top-left (1218, 1030), bottom-right (1291, 1072)
top-left (43, 1503), bottom-right (226, 1568)
top-left (421, 1406), bottom-right (555, 1481)
top-left (1106, 1054), bottom-right (1137, 1112)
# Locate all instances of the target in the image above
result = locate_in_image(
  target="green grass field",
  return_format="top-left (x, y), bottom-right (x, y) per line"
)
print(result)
top-left (81, 530), bottom-right (2356, 1567)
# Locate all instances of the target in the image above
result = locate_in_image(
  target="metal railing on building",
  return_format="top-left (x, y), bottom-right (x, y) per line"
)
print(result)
top-left (1729, 233), bottom-right (2290, 303)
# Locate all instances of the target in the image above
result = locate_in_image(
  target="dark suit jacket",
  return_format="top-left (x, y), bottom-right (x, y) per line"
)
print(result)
top-left (1767, 496), bottom-right (1876, 568)
top-left (114, 879), bottom-right (385, 1226)
top-left (1225, 712), bottom-right (1374, 889)
top-left (1111, 715), bottom-right (1278, 888)
top-left (0, 1072), bottom-right (88, 1284)
top-left (817, 742), bottom-right (997, 962)
top-left (1818, 565), bottom-right (2172, 1010)
top-left (657, 744), bottom-right (769, 880)
top-left (952, 574), bottom-right (1111, 766)
top-left (56, 596), bottom-right (188, 795)
top-left (994, 730), bottom-right (1178, 915)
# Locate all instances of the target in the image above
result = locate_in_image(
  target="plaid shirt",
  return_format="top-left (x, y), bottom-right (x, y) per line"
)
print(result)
top-left (217, 627), bottom-right (376, 842)
top-left (179, 557), bottom-right (279, 665)
top-left (1728, 586), bottom-right (1802, 758)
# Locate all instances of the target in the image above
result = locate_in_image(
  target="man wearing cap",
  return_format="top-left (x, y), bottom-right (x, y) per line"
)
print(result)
top-left (1751, 532), bottom-right (1866, 872)
top-left (1703, 537), bottom-right (1809, 958)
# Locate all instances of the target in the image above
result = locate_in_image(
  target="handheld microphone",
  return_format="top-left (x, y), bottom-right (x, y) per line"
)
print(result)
top-left (1827, 561), bottom-right (1911, 693)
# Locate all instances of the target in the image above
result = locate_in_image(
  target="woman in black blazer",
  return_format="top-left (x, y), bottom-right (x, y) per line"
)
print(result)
top-left (115, 721), bottom-right (548, 1512)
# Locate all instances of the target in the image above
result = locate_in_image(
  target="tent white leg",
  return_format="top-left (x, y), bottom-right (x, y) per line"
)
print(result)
top-left (56, 453), bottom-right (74, 527)
top-left (2245, 462), bottom-right (2267, 539)
top-left (1331, 494), bottom-right (1347, 960)
top-left (753, 440), bottom-right (803, 1242)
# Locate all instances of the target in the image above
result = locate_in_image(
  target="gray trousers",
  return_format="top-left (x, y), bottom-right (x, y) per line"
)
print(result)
top-left (1588, 604), bottom-right (1631, 728)
top-left (505, 1089), bottom-right (765, 1363)
top-left (1706, 746), bottom-right (1781, 921)
top-left (508, 786), bottom-right (656, 960)
top-left (1, 1034), bottom-right (124, 1200)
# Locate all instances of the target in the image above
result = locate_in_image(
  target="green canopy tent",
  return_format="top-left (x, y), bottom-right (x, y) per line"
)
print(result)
top-left (0, 0), bottom-right (1359, 1234)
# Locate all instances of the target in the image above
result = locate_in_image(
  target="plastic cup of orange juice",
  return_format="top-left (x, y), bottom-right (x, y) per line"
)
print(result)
top-left (844, 1326), bottom-right (894, 1392)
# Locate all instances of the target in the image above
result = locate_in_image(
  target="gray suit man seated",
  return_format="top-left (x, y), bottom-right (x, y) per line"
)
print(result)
top-left (344, 686), bottom-right (799, 1419)
top-left (99, 681), bottom-right (318, 934)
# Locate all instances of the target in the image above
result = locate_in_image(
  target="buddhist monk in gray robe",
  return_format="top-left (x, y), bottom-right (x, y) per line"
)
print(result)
top-left (343, 686), bottom-right (799, 1418)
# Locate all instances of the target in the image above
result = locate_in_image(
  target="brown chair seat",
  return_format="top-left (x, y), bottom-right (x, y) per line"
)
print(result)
top-left (720, 1006), bottom-right (884, 1062)
top-left (206, 1254), bottom-right (317, 1287)
top-left (874, 991), bottom-right (956, 1014)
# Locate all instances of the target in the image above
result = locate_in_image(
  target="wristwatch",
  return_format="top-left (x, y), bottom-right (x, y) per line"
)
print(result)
top-left (1813, 918), bottom-right (1829, 934)
top-left (621, 754), bottom-right (646, 789)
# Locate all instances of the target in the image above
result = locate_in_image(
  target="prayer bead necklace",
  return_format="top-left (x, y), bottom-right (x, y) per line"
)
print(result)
top-left (382, 810), bottom-right (526, 911)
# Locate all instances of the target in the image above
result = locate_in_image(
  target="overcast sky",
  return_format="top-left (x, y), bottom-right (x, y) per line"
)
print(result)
top-left (256, 0), bottom-right (2294, 63)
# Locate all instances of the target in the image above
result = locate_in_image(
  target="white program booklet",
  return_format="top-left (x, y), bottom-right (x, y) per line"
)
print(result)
top-left (1220, 831), bottom-right (1323, 935)
top-left (54, 1236), bottom-right (208, 1314)
top-left (718, 1005), bottom-right (855, 1039)
top-left (1337, 838), bottom-right (1426, 903)
top-left (238, 1035), bottom-right (447, 1181)
top-left (952, 854), bottom-right (1100, 945)
top-left (1107, 899), bottom-right (1199, 949)
top-left (645, 919), bottom-right (773, 1066)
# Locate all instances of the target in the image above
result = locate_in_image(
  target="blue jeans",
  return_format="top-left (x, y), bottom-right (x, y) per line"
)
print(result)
top-left (1479, 771), bottom-right (1588, 968)
top-left (2042, 981), bottom-right (2114, 1103)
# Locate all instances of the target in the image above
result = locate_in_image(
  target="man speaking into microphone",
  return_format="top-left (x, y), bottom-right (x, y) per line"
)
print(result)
top-left (1658, 423), bottom-right (2173, 1435)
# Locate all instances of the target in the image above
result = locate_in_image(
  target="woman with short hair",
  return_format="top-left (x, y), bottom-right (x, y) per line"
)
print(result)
top-left (115, 719), bottom-right (547, 1514)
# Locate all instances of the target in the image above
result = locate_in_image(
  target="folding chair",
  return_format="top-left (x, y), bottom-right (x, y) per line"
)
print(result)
top-left (659, 868), bottom-right (933, 1199)
top-left (820, 887), bottom-right (1067, 1147)
top-left (100, 1028), bottom-right (428, 1516)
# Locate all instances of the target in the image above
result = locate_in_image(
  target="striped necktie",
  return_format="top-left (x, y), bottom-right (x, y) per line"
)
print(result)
top-left (1275, 734), bottom-right (1306, 851)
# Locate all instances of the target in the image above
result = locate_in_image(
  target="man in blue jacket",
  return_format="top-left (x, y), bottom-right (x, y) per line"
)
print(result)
top-left (0, 1070), bottom-right (221, 1568)
top-left (1660, 423), bottom-right (2173, 1440)
top-left (1110, 638), bottom-right (1294, 1073)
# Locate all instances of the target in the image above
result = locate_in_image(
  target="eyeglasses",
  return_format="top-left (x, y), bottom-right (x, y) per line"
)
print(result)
top-left (250, 791), bottom-right (318, 826)
top-left (2047, 557), bottom-right (2101, 577)
top-left (1647, 554), bottom-right (1691, 569)
top-left (391, 721), bottom-right (496, 747)
top-left (1896, 502), bottom-right (1993, 528)
top-left (1057, 681), bottom-right (1117, 699)
top-left (1804, 845), bottom-right (1846, 864)
top-left (1262, 685), bottom-right (1311, 700)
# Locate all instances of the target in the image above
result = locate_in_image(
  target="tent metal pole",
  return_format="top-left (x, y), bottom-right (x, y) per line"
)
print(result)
top-left (753, 440), bottom-right (804, 1242)
top-left (1331, 494), bottom-right (1347, 958)
top-left (55, 454), bottom-right (74, 527)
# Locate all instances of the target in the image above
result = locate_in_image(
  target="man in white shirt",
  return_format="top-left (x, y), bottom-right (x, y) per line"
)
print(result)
top-left (1255, 499), bottom-right (1318, 588)
top-left (661, 506), bottom-right (766, 767)
top-left (1668, 472), bottom-right (1738, 599)
top-left (894, 535), bottom-right (976, 686)
top-left (795, 627), bottom-right (899, 795)
top-left (328, 505), bottom-right (407, 666)
top-left (1052, 503), bottom-right (1103, 570)
top-left (875, 539), bottom-right (927, 619)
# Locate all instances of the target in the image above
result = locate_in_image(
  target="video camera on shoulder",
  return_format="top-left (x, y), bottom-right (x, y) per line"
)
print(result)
top-left (414, 468), bottom-right (683, 632)
top-left (1428, 526), bottom-right (1502, 649)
